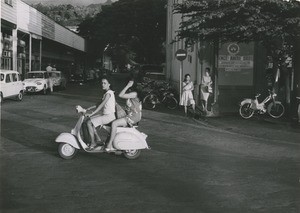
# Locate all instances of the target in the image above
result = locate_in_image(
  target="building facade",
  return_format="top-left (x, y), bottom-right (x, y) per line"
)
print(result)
top-left (166, 0), bottom-right (297, 115)
top-left (1, 0), bottom-right (86, 78)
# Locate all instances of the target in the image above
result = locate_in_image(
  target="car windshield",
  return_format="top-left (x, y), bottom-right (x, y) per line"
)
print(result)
top-left (49, 72), bottom-right (60, 78)
top-left (27, 73), bottom-right (44, 79)
top-left (0, 74), bottom-right (4, 81)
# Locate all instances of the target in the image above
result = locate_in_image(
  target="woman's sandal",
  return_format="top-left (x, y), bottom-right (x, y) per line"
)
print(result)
top-left (86, 144), bottom-right (97, 151)
top-left (105, 147), bottom-right (116, 153)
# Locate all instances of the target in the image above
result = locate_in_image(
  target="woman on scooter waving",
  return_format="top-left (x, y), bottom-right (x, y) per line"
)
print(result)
top-left (105, 79), bottom-right (142, 152)
top-left (86, 77), bottom-right (116, 150)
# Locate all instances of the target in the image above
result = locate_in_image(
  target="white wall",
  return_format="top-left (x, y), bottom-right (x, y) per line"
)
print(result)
top-left (16, 0), bottom-right (85, 52)
top-left (1, 0), bottom-right (17, 25)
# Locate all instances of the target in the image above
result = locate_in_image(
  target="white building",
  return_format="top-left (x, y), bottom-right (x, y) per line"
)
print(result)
top-left (166, 0), bottom-right (264, 114)
top-left (1, 0), bottom-right (86, 77)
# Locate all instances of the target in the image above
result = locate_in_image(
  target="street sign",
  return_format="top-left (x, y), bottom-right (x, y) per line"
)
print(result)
top-left (175, 49), bottom-right (187, 61)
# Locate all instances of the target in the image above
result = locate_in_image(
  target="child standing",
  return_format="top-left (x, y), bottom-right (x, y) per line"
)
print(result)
top-left (180, 74), bottom-right (195, 116)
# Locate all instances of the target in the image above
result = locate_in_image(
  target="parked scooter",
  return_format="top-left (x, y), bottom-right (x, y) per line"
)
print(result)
top-left (239, 89), bottom-right (285, 119)
top-left (55, 105), bottom-right (149, 160)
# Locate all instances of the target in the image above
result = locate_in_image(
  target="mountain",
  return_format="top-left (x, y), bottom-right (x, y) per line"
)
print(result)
top-left (22, 0), bottom-right (115, 6)
top-left (29, 0), bottom-right (114, 27)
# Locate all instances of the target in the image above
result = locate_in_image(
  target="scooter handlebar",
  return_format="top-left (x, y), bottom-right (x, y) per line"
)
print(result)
top-left (76, 105), bottom-right (87, 114)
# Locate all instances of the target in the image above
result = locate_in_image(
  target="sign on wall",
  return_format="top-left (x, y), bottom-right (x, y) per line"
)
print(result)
top-left (218, 42), bottom-right (254, 86)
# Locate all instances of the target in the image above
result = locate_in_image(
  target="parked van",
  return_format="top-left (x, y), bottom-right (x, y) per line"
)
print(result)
top-left (0, 70), bottom-right (24, 103)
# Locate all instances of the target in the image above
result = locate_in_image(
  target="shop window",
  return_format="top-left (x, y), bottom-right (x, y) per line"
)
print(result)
top-left (5, 0), bottom-right (13, 6)
top-left (1, 57), bottom-right (12, 70)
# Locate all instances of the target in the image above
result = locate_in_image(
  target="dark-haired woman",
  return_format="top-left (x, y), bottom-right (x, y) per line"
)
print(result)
top-left (200, 68), bottom-right (213, 112)
top-left (180, 74), bottom-right (195, 116)
top-left (86, 78), bottom-right (116, 150)
top-left (105, 80), bottom-right (142, 152)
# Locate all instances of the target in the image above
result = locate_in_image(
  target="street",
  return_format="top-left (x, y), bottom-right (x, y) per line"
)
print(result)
top-left (1, 75), bottom-right (300, 213)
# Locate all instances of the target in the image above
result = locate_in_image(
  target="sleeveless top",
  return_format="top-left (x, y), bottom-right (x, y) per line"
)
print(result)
top-left (102, 90), bottom-right (116, 115)
top-left (125, 97), bottom-right (141, 124)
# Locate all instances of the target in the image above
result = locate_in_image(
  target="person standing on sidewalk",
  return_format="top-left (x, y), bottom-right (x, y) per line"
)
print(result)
top-left (200, 67), bottom-right (213, 113)
top-left (180, 74), bottom-right (195, 116)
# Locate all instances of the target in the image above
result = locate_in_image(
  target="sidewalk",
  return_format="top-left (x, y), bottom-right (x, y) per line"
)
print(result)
top-left (148, 105), bottom-right (300, 144)
top-left (193, 111), bottom-right (300, 143)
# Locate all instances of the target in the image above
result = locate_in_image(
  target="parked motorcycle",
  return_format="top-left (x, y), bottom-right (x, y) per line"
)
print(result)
top-left (143, 82), bottom-right (178, 110)
top-left (239, 90), bottom-right (285, 119)
top-left (55, 105), bottom-right (149, 160)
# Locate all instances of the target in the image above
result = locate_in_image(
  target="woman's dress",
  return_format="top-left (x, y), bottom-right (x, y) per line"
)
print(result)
top-left (180, 81), bottom-right (195, 106)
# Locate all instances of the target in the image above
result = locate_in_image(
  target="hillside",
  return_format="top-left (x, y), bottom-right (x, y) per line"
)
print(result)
top-left (29, 0), bottom-right (113, 27)
top-left (22, 0), bottom-right (114, 6)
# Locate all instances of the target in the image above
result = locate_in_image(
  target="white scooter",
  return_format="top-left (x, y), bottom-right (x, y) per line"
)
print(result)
top-left (55, 105), bottom-right (149, 160)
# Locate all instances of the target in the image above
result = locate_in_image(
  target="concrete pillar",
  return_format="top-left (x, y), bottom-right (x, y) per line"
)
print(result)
top-left (29, 34), bottom-right (32, 71)
top-left (40, 39), bottom-right (42, 70)
top-left (12, 29), bottom-right (17, 71)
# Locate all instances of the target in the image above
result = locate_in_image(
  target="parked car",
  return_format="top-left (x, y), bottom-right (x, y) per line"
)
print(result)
top-left (136, 64), bottom-right (165, 82)
top-left (23, 71), bottom-right (52, 94)
top-left (0, 70), bottom-right (24, 103)
top-left (48, 70), bottom-right (67, 89)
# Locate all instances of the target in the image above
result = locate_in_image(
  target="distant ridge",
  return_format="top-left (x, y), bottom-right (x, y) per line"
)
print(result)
top-left (22, 0), bottom-right (115, 6)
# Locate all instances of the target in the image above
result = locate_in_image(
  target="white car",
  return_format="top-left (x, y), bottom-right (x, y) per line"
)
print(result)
top-left (48, 70), bottom-right (67, 89)
top-left (23, 71), bottom-right (52, 94)
top-left (0, 70), bottom-right (24, 103)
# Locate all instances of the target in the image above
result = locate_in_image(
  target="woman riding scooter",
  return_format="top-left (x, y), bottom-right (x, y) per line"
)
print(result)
top-left (105, 79), bottom-right (142, 152)
top-left (86, 77), bottom-right (116, 150)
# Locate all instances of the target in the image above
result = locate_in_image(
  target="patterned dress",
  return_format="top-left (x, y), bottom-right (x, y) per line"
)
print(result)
top-left (180, 81), bottom-right (195, 106)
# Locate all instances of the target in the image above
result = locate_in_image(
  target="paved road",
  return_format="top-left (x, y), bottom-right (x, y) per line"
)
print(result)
top-left (1, 78), bottom-right (300, 213)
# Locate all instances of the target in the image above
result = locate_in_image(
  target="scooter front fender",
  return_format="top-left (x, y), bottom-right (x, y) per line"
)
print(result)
top-left (55, 133), bottom-right (80, 149)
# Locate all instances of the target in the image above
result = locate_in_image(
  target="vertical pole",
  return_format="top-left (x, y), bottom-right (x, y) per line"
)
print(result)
top-left (12, 29), bottom-right (17, 71)
top-left (180, 60), bottom-right (183, 97)
top-left (29, 34), bottom-right (32, 71)
top-left (39, 39), bottom-right (42, 70)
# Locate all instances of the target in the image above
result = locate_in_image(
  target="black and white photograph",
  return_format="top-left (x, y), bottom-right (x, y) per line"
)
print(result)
top-left (1, 0), bottom-right (300, 212)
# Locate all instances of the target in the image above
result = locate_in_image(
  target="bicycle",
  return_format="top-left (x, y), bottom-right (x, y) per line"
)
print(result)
top-left (143, 82), bottom-right (178, 110)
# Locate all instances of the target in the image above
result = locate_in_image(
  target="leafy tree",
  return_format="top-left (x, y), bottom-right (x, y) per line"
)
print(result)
top-left (31, 3), bottom-right (103, 26)
top-left (174, 0), bottom-right (300, 66)
top-left (174, 0), bottom-right (300, 115)
top-left (78, 0), bottom-right (167, 66)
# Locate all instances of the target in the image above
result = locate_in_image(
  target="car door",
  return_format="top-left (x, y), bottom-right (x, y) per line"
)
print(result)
top-left (0, 73), bottom-right (8, 97)
top-left (12, 73), bottom-right (19, 95)
top-left (3, 73), bottom-right (13, 97)
top-left (13, 73), bottom-right (23, 94)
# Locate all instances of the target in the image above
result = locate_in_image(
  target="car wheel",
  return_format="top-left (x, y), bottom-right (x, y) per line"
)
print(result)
top-left (16, 91), bottom-right (23, 101)
top-left (60, 82), bottom-right (66, 90)
top-left (42, 85), bottom-right (47, 95)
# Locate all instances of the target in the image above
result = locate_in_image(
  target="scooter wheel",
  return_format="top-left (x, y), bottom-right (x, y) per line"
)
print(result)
top-left (123, 149), bottom-right (141, 160)
top-left (58, 143), bottom-right (78, 159)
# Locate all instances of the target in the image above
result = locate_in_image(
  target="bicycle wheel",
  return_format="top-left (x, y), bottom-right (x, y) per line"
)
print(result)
top-left (164, 96), bottom-right (178, 110)
top-left (267, 101), bottom-right (284, 118)
top-left (143, 94), bottom-right (158, 109)
top-left (239, 103), bottom-right (254, 119)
